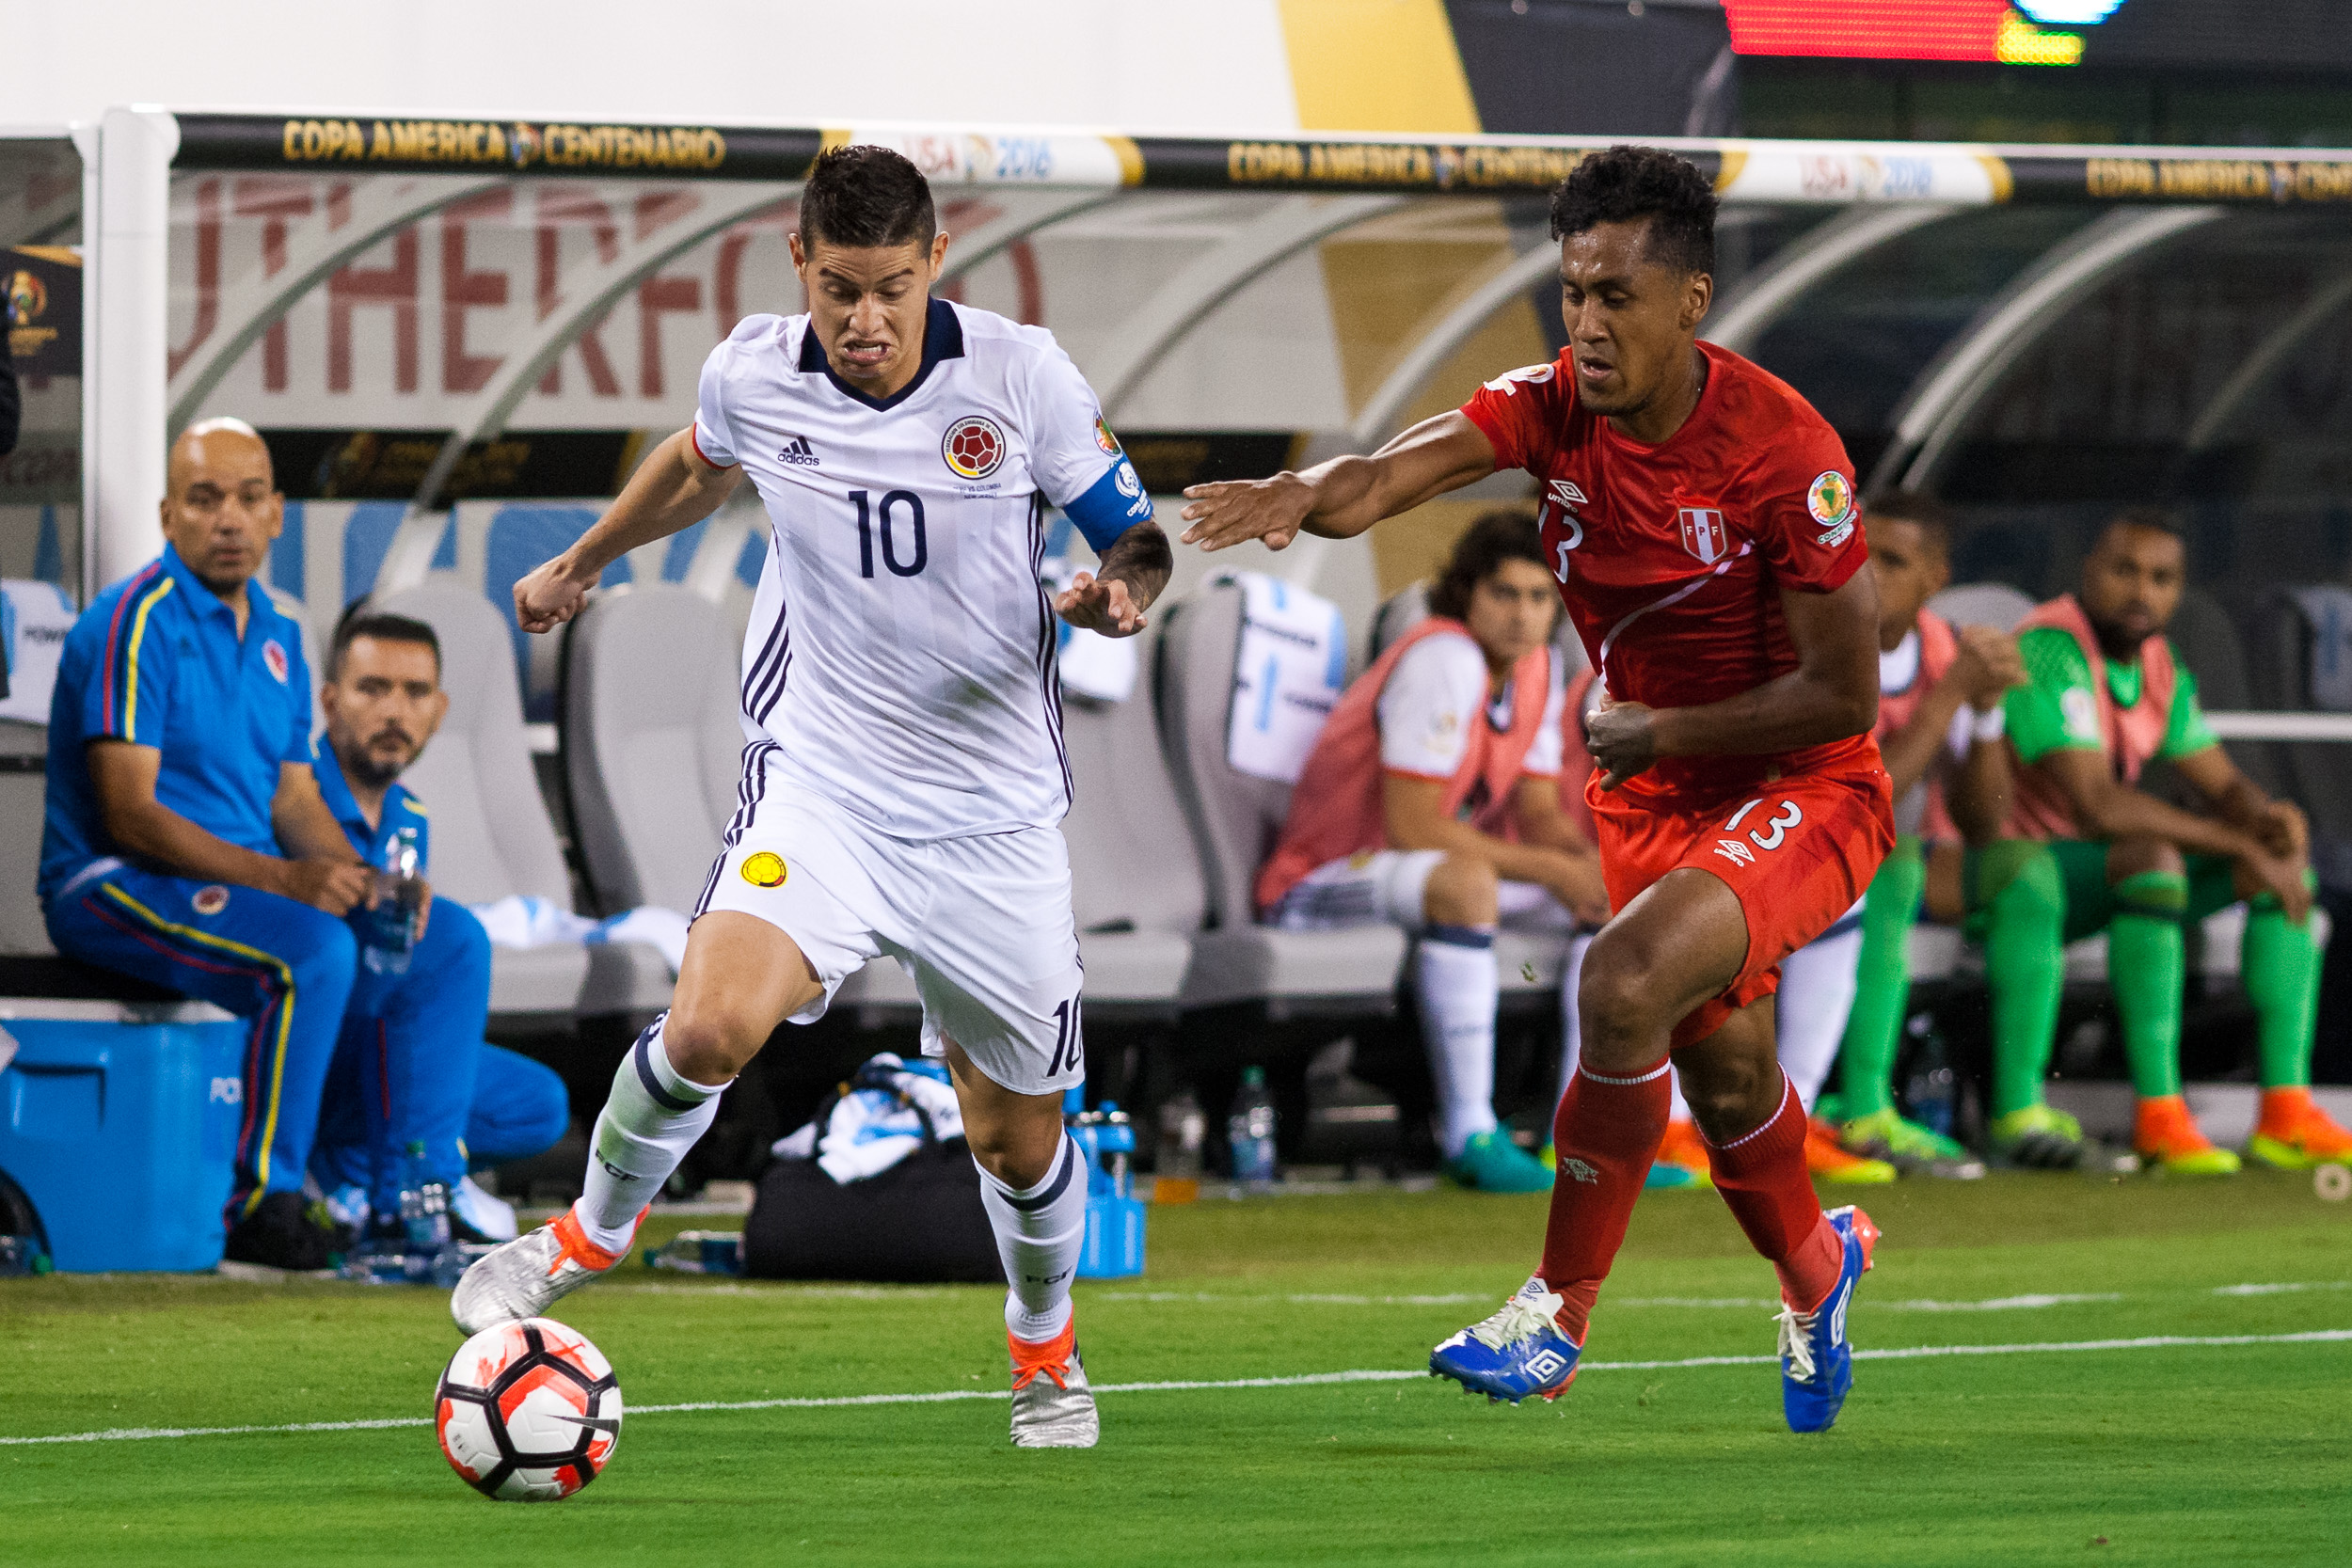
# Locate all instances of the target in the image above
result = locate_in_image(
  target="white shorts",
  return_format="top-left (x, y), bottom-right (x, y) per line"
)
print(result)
top-left (695, 779), bottom-right (1085, 1098)
top-left (1268, 850), bottom-right (1573, 932)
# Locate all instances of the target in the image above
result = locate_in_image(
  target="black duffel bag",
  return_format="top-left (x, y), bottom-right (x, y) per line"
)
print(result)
top-left (741, 1092), bottom-right (1007, 1284)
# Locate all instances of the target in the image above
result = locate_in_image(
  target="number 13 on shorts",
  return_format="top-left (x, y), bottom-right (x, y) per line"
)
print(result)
top-left (1712, 797), bottom-right (1803, 868)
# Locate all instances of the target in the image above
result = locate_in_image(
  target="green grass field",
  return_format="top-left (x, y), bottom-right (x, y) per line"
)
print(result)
top-left (6, 1171), bottom-right (2351, 1567)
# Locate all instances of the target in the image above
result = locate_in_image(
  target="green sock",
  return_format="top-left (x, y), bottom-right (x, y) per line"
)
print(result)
top-left (1839, 837), bottom-right (1925, 1121)
top-left (1978, 842), bottom-right (2068, 1119)
top-left (2109, 870), bottom-right (2189, 1101)
top-left (2242, 877), bottom-right (2321, 1090)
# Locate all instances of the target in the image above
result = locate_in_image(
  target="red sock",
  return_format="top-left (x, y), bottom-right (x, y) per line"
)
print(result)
top-left (1704, 1076), bottom-right (1841, 1310)
top-left (1538, 1057), bottom-right (1673, 1341)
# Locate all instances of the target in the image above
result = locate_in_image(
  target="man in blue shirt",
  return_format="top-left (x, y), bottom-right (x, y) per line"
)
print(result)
top-left (307, 607), bottom-right (569, 1251)
top-left (41, 419), bottom-right (368, 1269)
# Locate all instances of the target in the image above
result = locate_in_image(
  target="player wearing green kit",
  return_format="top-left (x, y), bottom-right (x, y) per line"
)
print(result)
top-left (1971, 510), bottom-right (2350, 1173)
top-left (1834, 496), bottom-right (2021, 1171)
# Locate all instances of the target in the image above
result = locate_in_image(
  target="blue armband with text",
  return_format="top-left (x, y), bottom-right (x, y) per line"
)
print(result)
top-left (1062, 456), bottom-right (1153, 553)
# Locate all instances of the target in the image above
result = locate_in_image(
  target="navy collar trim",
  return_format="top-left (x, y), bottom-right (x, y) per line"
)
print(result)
top-left (797, 296), bottom-right (964, 412)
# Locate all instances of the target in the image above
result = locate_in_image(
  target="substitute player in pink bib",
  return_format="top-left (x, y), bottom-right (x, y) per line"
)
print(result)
top-left (1259, 512), bottom-right (1607, 1192)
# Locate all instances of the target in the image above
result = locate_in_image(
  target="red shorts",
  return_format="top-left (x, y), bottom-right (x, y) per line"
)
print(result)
top-left (1586, 752), bottom-right (1895, 1047)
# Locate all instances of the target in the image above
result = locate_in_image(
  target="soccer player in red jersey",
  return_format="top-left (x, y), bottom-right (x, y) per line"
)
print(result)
top-left (1181, 147), bottom-right (1889, 1432)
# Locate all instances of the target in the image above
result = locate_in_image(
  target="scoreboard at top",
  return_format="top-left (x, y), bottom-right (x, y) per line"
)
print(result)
top-left (1723, 1), bottom-right (2352, 71)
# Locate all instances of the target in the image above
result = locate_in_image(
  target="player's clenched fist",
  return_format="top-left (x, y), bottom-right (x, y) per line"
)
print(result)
top-left (1586, 699), bottom-right (1661, 791)
top-left (1179, 471), bottom-right (1316, 553)
top-left (514, 555), bottom-right (599, 634)
top-left (1055, 571), bottom-right (1149, 638)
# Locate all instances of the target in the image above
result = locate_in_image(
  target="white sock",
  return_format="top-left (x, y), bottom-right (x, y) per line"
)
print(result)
top-left (1775, 924), bottom-right (1863, 1113)
top-left (1417, 927), bottom-right (1500, 1159)
top-left (573, 1017), bottom-right (725, 1254)
top-left (977, 1133), bottom-right (1089, 1343)
top-left (1557, 932), bottom-right (1594, 1114)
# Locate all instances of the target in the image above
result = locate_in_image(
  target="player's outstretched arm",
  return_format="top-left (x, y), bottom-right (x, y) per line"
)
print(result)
top-left (1178, 412), bottom-right (1497, 553)
top-left (514, 428), bottom-right (744, 633)
top-left (1587, 571), bottom-right (1882, 789)
top-left (1056, 520), bottom-right (1171, 638)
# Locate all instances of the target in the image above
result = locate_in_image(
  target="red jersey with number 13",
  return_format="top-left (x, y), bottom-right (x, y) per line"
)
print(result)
top-left (1460, 341), bottom-right (1871, 805)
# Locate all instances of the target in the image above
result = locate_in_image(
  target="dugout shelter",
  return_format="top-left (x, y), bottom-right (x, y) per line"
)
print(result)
top-left (6, 109), bottom-right (2352, 1119)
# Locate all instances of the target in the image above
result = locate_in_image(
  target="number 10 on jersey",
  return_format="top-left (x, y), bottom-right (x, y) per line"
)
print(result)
top-left (850, 489), bottom-right (929, 578)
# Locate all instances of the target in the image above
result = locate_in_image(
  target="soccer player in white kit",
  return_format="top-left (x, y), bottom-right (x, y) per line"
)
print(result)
top-left (452, 147), bottom-right (1170, 1449)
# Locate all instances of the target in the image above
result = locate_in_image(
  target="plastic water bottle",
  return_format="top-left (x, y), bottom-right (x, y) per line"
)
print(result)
top-left (398, 1142), bottom-right (462, 1287)
top-left (359, 827), bottom-right (421, 975)
top-left (1227, 1068), bottom-right (1278, 1192)
top-left (1153, 1090), bottom-right (1205, 1205)
top-left (1902, 1013), bottom-right (1958, 1137)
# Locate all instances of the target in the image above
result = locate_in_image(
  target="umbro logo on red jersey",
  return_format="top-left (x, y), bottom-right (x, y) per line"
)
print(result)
top-left (776, 434), bottom-right (819, 467)
top-left (1549, 480), bottom-right (1587, 508)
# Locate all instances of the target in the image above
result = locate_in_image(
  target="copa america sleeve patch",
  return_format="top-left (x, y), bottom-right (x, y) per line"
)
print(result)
top-left (1807, 470), bottom-right (1856, 546)
top-left (1062, 456), bottom-right (1153, 553)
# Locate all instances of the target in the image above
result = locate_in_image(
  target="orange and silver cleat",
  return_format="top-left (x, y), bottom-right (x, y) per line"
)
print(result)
top-left (1009, 1317), bottom-right (1098, 1448)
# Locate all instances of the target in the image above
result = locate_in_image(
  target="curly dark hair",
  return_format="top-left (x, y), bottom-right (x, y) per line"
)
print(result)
top-left (800, 144), bottom-right (936, 251)
top-left (1549, 145), bottom-right (1717, 276)
top-left (1428, 510), bottom-right (1549, 622)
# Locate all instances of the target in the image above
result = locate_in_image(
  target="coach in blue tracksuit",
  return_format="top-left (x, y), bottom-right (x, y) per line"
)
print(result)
top-left (305, 606), bottom-right (569, 1246)
top-left (40, 420), bottom-right (368, 1269)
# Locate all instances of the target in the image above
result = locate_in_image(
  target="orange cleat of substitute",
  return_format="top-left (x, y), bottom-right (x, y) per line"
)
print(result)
top-left (1804, 1117), bottom-right (1896, 1184)
top-left (2134, 1095), bottom-right (2241, 1175)
top-left (2248, 1087), bottom-right (2352, 1168)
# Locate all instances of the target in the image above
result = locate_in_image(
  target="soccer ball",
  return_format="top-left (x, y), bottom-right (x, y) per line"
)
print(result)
top-left (436, 1318), bottom-right (621, 1501)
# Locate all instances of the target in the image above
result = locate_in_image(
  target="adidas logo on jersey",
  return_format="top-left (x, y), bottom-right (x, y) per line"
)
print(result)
top-left (776, 434), bottom-right (819, 467)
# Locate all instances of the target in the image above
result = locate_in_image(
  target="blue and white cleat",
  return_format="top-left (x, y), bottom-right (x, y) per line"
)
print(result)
top-left (1429, 1276), bottom-right (1583, 1405)
top-left (1776, 1204), bottom-right (1880, 1433)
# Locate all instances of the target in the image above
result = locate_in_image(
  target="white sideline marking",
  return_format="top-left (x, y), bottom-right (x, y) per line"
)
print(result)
top-left (1097, 1290), bottom-right (2129, 1312)
top-left (6, 1331), bottom-right (2347, 1449)
top-left (2214, 1281), bottom-right (2352, 1297)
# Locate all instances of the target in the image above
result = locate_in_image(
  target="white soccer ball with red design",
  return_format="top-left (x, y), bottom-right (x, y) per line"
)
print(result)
top-left (436, 1318), bottom-right (621, 1501)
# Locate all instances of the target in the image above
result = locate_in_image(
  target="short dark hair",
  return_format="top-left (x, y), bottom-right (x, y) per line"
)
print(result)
top-left (2102, 505), bottom-right (2185, 543)
top-left (1863, 489), bottom-right (1956, 556)
top-left (799, 144), bottom-right (937, 252)
top-left (1549, 145), bottom-right (1717, 276)
top-left (1429, 510), bottom-right (1549, 622)
top-left (328, 604), bottom-right (440, 682)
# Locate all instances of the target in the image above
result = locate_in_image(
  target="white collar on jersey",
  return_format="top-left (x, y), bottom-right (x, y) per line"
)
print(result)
top-left (798, 296), bottom-right (967, 412)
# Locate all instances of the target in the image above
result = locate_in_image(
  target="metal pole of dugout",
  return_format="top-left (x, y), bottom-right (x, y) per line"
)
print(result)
top-left (84, 110), bottom-right (2352, 743)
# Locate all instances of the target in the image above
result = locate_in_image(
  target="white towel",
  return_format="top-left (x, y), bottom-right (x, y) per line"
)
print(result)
top-left (0, 579), bottom-right (76, 725)
top-left (1039, 556), bottom-right (1140, 704)
top-left (2290, 587), bottom-right (2352, 711)
top-left (771, 1053), bottom-right (968, 1183)
top-left (468, 895), bottom-right (691, 975)
top-left (1225, 571), bottom-right (1348, 784)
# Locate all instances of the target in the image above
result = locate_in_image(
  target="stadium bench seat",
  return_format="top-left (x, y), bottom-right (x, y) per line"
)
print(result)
top-left (373, 583), bottom-right (673, 1021)
top-left (1057, 630), bottom-right (1200, 1020)
top-left (1155, 580), bottom-right (1405, 1016)
top-left (1925, 581), bottom-right (2035, 632)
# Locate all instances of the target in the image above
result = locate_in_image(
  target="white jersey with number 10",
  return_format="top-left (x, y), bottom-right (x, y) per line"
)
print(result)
top-left (693, 298), bottom-right (1151, 842)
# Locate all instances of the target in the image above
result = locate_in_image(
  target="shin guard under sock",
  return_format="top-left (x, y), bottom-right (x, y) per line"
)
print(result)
top-left (1416, 927), bottom-right (1501, 1158)
top-left (2242, 887), bottom-right (2321, 1090)
top-left (1840, 838), bottom-right (1925, 1120)
top-left (1704, 1076), bottom-right (1841, 1310)
top-left (577, 1017), bottom-right (725, 1253)
top-left (977, 1133), bottom-right (1089, 1342)
top-left (1979, 842), bottom-right (2067, 1118)
top-left (2109, 870), bottom-right (2188, 1101)
top-left (1539, 1058), bottom-right (1672, 1341)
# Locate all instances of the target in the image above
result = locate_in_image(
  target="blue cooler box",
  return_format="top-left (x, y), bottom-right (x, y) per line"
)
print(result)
top-left (0, 999), bottom-right (246, 1272)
